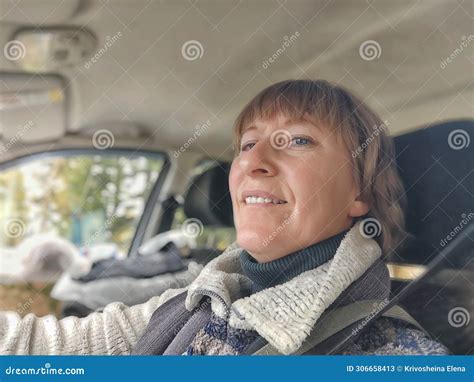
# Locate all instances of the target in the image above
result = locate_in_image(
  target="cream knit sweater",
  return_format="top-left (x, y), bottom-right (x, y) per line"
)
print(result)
top-left (0, 276), bottom-right (195, 355)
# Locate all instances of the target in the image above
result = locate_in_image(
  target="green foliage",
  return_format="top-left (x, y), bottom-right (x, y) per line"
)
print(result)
top-left (0, 153), bottom-right (164, 253)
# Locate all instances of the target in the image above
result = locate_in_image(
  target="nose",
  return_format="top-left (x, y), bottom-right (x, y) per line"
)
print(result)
top-left (239, 140), bottom-right (277, 177)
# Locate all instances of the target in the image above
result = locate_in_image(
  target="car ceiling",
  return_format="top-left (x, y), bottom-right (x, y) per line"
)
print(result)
top-left (0, 0), bottom-right (472, 161)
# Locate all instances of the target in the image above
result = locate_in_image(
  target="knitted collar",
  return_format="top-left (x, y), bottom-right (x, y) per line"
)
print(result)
top-left (239, 230), bottom-right (348, 292)
top-left (185, 221), bottom-right (382, 354)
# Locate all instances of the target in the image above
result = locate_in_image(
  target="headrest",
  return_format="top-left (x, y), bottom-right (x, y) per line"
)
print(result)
top-left (393, 120), bottom-right (473, 263)
top-left (183, 163), bottom-right (234, 226)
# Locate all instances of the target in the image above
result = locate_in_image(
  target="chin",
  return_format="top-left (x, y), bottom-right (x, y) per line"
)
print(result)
top-left (236, 228), bottom-right (291, 262)
top-left (236, 229), bottom-right (270, 254)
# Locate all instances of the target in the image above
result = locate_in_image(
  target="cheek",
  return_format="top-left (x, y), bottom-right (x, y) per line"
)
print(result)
top-left (291, 162), bottom-right (324, 203)
top-left (228, 162), bottom-right (240, 200)
top-left (292, 157), bottom-right (354, 217)
top-left (326, 159), bottom-right (356, 201)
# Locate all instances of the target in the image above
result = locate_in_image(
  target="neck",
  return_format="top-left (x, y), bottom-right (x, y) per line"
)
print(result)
top-left (240, 229), bottom-right (348, 293)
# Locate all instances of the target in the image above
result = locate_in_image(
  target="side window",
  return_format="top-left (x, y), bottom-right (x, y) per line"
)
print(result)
top-left (0, 151), bottom-right (165, 316)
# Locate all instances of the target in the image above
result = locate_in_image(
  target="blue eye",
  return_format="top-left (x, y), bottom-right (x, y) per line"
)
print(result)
top-left (290, 137), bottom-right (312, 146)
top-left (240, 136), bottom-right (314, 152)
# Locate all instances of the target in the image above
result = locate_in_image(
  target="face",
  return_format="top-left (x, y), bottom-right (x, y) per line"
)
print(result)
top-left (229, 114), bottom-right (369, 263)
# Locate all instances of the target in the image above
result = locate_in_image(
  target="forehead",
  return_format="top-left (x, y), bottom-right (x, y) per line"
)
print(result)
top-left (240, 114), bottom-right (323, 135)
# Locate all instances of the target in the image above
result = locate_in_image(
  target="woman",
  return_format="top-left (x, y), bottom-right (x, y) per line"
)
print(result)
top-left (0, 80), bottom-right (448, 355)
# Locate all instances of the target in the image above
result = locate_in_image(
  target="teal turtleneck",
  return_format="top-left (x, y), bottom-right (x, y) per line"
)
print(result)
top-left (239, 230), bottom-right (348, 292)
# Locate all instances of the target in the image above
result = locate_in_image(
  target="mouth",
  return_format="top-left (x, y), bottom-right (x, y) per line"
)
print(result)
top-left (241, 190), bottom-right (288, 205)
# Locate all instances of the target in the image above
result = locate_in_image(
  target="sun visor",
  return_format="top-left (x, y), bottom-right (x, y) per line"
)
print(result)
top-left (0, 0), bottom-right (81, 25)
top-left (0, 73), bottom-right (67, 145)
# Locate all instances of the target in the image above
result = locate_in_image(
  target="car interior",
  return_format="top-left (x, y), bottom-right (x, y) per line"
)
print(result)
top-left (0, 0), bottom-right (472, 355)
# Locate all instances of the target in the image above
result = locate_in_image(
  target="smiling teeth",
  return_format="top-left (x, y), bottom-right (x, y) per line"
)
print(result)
top-left (245, 196), bottom-right (285, 204)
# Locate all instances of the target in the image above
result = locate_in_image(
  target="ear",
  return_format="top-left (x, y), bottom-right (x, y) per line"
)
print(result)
top-left (348, 199), bottom-right (369, 218)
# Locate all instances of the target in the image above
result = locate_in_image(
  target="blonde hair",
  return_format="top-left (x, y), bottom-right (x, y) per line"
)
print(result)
top-left (233, 79), bottom-right (407, 255)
